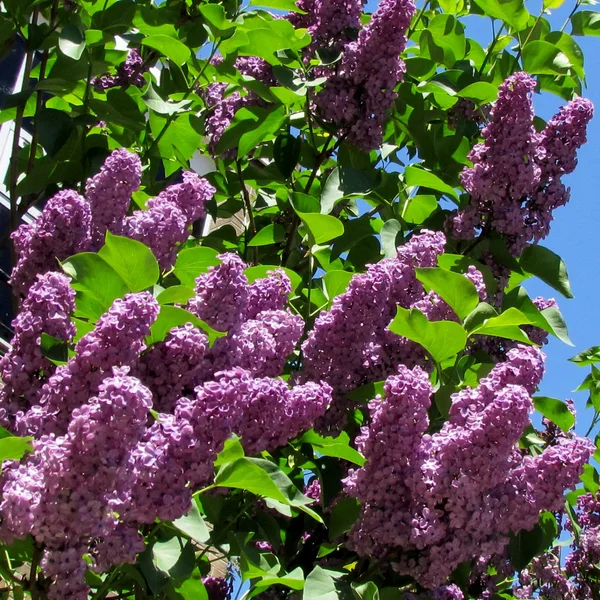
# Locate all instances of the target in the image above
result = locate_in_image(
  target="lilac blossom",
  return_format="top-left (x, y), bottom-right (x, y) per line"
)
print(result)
top-left (10, 190), bottom-right (91, 296)
top-left (92, 48), bottom-right (148, 91)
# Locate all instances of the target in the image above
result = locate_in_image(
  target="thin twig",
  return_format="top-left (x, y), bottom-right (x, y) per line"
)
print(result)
top-left (513, 9), bottom-right (545, 69)
top-left (561, 0), bottom-right (581, 33)
top-left (406, 0), bottom-right (431, 40)
top-left (28, 543), bottom-right (42, 600)
top-left (236, 159), bottom-right (258, 265)
top-left (477, 20), bottom-right (506, 78)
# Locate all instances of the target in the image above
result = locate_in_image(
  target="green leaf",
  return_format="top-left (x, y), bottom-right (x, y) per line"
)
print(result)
top-left (380, 220), bottom-right (402, 259)
top-left (541, 305), bottom-right (573, 346)
top-left (175, 579), bottom-right (208, 600)
top-left (470, 307), bottom-right (533, 345)
top-left (304, 567), bottom-right (346, 600)
top-left (40, 333), bottom-right (70, 366)
top-left (248, 224), bottom-right (286, 247)
top-left (581, 464), bottom-right (600, 494)
top-left (249, 0), bottom-right (305, 12)
top-left (237, 106), bottom-right (287, 159)
top-left (273, 132), bottom-right (302, 178)
top-left (62, 253), bottom-right (130, 320)
top-left (173, 501), bottom-right (211, 545)
top-left (509, 512), bottom-right (558, 571)
top-left (143, 83), bottom-right (192, 116)
top-left (402, 194), bottom-right (438, 225)
top-left (320, 166), bottom-right (374, 215)
top-left (0, 436), bottom-right (33, 464)
top-left (59, 24), bottom-right (86, 60)
top-left (533, 396), bottom-right (575, 432)
top-left (142, 35), bottom-right (191, 66)
top-left (328, 497), bottom-right (361, 541)
top-left (37, 108), bottom-right (74, 157)
top-left (148, 306), bottom-right (225, 346)
top-left (544, 0), bottom-right (566, 8)
top-left (255, 567), bottom-right (306, 590)
top-left (156, 286), bottom-right (195, 305)
top-left (98, 232), bottom-right (160, 292)
top-left (214, 457), bottom-right (323, 522)
top-left (545, 31), bottom-right (584, 79)
top-left (415, 267), bottom-right (480, 321)
top-left (323, 271), bottom-right (353, 302)
top-left (389, 307), bottom-right (467, 363)
top-left (346, 381), bottom-right (386, 403)
top-left (174, 247), bottom-right (220, 287)
top-left (522, 40), bottom-right (571, 75)
top-left (464, 302), bottom-right (498, 333)
top-left (199, 4), bottom-right (236, 37)
top-left (474, 0), bottom-right (530, 32)
top-left (299, 430), bottom-right (365, 466)
top-left (152, 538), bottom-right (195, 581)
top-left (214, 436), bottom-right (245, 466)
top-left (570, 346), bottom-right (600, 366)
top-left (571, 10), bottom-right (600, 36)
top-left (520, 245), bottom-right (573, 298)
top-left (457, 82), bottom-right (498, 103)
top-left (404, 166), bottom-right (458, 202)
top-left (297, 213), bottom-right (344, 245)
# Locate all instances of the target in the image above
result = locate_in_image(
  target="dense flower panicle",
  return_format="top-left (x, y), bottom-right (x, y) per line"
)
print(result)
top-left (213, 310), bottom-right (304, 378)
top-left (1, 368), bottom-right (152, 599)
top-left (302, 230), bottom-right (445, 396)
top-left (157, 171), bottom-right (214, 223)
top-left (92, 48), bottom-right (148, 91)
top-left (85, 148), bottom-right (142, 247)
top-left (345, 346), bottom-right (590, 588)
top-left (0, 273), bottom-right (75, 422)
top-left (246, 269), bottom-right (292, 319)
top-left (122, 199), bottom-right (188, 269)
top-left (10, 190), bottom-right (92, 296)
top-left (16, 293), bottom-right (159, 436)
top-left (289, 0), bottom-right (362, 51)
top-left (188, 254), bottom-right (249, 331)
top-left (315, 0), bottom-right (415, 148)
top-left (202, 576), bottom-right (231, 600)
top-left (514, 552), bottom-right (577, 600)
top-left (139, 323), bottom-right (209, 413)
top-left (451, 73), bottom-right (593, 252)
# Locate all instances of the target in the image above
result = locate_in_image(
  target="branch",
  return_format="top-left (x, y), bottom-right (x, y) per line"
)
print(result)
top-left (236, 159), bottom-right (258, 265)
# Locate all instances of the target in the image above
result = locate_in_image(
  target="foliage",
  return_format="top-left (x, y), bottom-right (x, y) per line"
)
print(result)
top-left (0, 0), bottom-right (598, 599)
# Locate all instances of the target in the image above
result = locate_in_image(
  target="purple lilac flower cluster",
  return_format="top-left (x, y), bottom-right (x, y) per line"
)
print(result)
top-left (92, 48), bottom-right (148, 91)
top-left (10, 150), bottom-right (215, 291)
top-left (10, 191), bottom-right (91, 296)
top-left (314, 0), bottom-right (416, 148)
top-left (344, 345), bottom-right (592, 588)
top-left (204, 57), bottom-right (275, 156)
top-left (450, 73), bottom-right (593, 254)
top-left (202, 576), bottom-right (232, 600)
top-left (0, 273), bottom-right (75, 424)
top-left (0, 251), bottom-right (333, 598)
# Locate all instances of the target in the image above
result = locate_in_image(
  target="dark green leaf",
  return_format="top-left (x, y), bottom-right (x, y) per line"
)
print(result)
top-left (533, 396), bottom-right (575, 432)
top-left (509, 512), bottom-right (558, 571)
top-left (238, 106), bottom-right (287, 159)
top-left (570, 346), bottom-right (600, 366)
top-left (37, 109), bottom-right (74, 157)
top-left (328, 497), bottom-right (361, 541)
top-left (389, 307), bottom-right (467, 363)
top-left (464, 302), bottom-right (498, 333)
top-left (571, 10), bottom-right (600, 36)
top-left (98, 232), bottom-right (160, 292)
top-left (40, 333), bottom-right (70, 366)
top-left (457, 82), bottom-right (498, 103)
top-left (520, 245), bottom-right (573, 299)
top-left (415, 267), bottom-right (480, 321)
top-left (59, 25), bottom-right (86, 60)
top-left (273, 132), bottom-right (302, 178)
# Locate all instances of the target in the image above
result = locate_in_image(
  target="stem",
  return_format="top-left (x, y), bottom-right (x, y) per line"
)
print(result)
top-left (28, 543), bottom-right (42, 600)
top-left (281, 136), bottom-right (336, 267)
top-left (93, 565), bottom-right (123, 600)
top-left (79, 58), bottom-right (94, 195)
top-left (406, 0), bottom-right (431, 40)
top-left (477, 20), bottom-right (506, 78)
top-left (513, 10), bottom-right (544, 69)
top-left (236, 160), bottom-right (258, 265)
top-left (585, 411), bottom-right (599, 438)
top-left (561, 0), bottom-right (581, 33)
